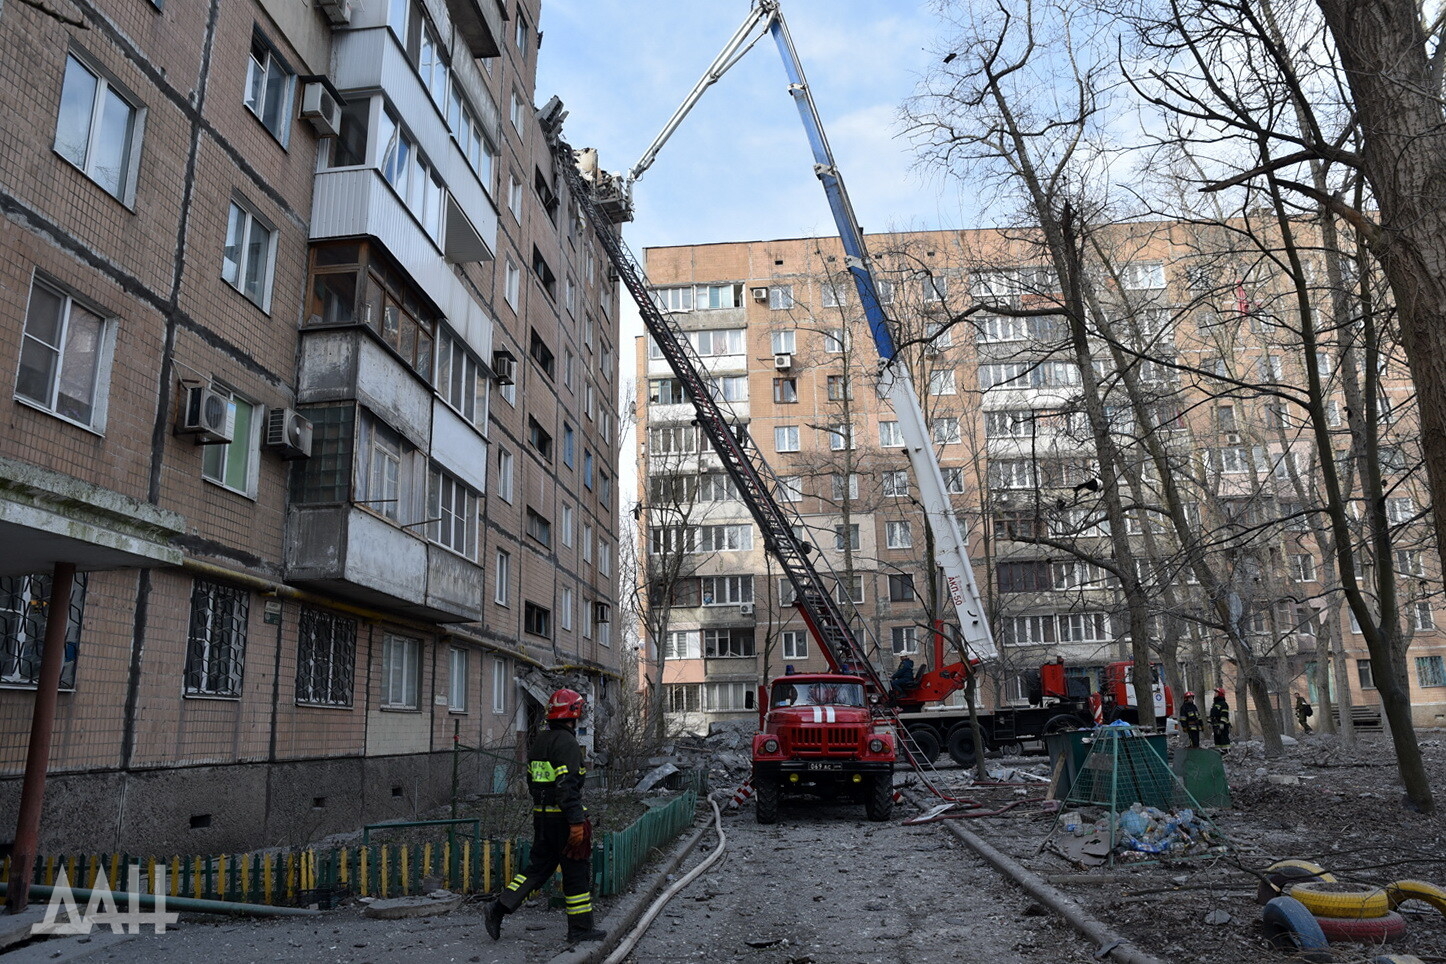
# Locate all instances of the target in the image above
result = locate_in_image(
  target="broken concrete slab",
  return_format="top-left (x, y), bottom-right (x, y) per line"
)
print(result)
top-left (361, 892), bottom-right (464, 919)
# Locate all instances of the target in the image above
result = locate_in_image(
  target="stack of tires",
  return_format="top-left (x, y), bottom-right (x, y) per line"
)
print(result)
top-left (1258, 858), bottom-right (1446, 962)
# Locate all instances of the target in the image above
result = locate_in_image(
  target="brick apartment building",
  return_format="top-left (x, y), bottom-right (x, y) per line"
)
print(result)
top-left (0, 0), bottom-right (623, 856)
top-left (635, 229), bottom-right (1445, 737)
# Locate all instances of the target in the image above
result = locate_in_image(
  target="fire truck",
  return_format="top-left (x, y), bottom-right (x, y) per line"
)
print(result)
top-left (555, 1), bottom-right (1167, 822)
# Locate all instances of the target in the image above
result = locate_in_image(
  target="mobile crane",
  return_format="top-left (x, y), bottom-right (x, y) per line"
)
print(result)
top-left (548, 1), bottom-right (1004, 822)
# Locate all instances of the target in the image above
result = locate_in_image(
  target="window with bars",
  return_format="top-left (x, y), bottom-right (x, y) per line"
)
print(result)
top-left (184, 579), bottom-right (248, 697)
top-left (295, 608), bottom-right (357, 706)
top-left (1, 573), bottom-right (86, 689)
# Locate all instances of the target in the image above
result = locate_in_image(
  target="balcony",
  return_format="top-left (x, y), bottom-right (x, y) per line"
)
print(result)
top-left (442, 0), bottom-right (503, 58)
top-left (297, 329), bottom-right (433, 446)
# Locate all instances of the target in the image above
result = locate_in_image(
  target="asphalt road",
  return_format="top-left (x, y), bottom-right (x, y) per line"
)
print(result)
top-left (620, 794), bottom-right (1100, 964)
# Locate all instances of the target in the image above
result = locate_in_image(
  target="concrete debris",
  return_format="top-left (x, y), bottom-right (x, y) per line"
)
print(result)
top-left (1204, 909), bottom-right (1232, 925)
top-left (362, 891), bottom-right (464, 919)
top-left (1266, 774), bottom-right (1301, 786)
top-left (635, 762), bottom-right (680, 792)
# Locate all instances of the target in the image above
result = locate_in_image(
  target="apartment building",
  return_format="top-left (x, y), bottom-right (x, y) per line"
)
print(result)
top-left (636, 229), bottom-right (1444, 736)
top-left (0, 0), bottom-right (621, 857)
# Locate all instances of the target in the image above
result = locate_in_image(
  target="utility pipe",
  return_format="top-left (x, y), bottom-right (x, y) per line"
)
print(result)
top-left (0, 882), bottom-right (319, 918)
top-left (6, 562), bottom-right (75, 915)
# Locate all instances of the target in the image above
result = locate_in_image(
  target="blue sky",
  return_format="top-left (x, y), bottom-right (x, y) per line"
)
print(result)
top-left (534, 1), bottom-right (970, 254)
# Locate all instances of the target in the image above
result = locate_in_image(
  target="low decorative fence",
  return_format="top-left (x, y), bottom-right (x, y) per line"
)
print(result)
top-left (0, 789), bottom-right (699, 908)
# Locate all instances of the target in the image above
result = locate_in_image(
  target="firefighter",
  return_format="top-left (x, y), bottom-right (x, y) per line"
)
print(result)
top-left (891, 656), bottom-right (917, 698)
top-left (1209, 687), bottom-right (1232, 751)
top-left (1180, 691), bottom-right (1204, 748)
top-left (1295, 694), bottom-right (1314, 734)
top-left (485, 688), bottom-right (606, 946)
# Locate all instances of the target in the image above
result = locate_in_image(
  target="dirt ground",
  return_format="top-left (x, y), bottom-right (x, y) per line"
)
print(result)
top-left (948, 730), bottom-right (1446, 963)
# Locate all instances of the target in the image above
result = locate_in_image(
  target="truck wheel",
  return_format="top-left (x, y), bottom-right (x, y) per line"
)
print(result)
top-left (902, 727), bottom-right (941, 764)
top-left (1043, 714), bottom-right (1081, 736)
top-left (947, 727), bottom-right (979, 766)
top-left (865, 774), bottom-right (893, 821)
top-left (756, 777), bottom-right (780, 825)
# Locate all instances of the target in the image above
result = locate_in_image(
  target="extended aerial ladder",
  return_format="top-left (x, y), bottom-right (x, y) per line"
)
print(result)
top-left (552, 0), bottom-right (995, 725)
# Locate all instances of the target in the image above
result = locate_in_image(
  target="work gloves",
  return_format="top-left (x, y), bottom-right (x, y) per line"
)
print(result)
top-left (564, 820), bottom-right (592, 860)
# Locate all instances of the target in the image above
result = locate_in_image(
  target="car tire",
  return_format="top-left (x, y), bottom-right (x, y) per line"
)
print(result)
top-left (1257, 863), bottom-right (1336, 905)
top-left (1315, 910), bottom-right (1406, 943)
top-left (903, 726), bottom-right (941, 765)
top-left (947, 727), bottom-right (979, 767)
top-left (755, 777), bottom-right (779, 825)
top-left (1262, 896), bottom-right (1334, 963)
top-left (1291, 881), bottom-right (1391, 919)
top-left (1385, 879), bottom-right (1446, 914)
top-left (865, 774), bottom-right (893, 822)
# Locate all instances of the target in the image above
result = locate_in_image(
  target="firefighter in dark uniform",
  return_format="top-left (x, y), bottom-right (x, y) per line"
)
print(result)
top-left (485, 688), bottom-right (606, 945)
top-left (1180, 691), bottom-right (1204, 748)
top-left (1209, 686), bottom-right (1232, 751)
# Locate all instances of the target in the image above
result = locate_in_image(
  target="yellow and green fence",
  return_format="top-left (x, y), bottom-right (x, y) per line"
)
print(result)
top-left (0, 789), bottom-right (698, 909)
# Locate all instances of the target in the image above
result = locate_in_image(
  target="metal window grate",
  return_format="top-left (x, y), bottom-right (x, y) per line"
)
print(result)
top-left (296, 607), bottom-right (357, 706)
top-left (185, 579), bottom-right (249, 696)
top-left (0, 572), bottom-right (86, 688)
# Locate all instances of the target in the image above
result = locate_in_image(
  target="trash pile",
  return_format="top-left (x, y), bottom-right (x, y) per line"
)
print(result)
top-left (1056, 803), bottom-right (1227, 859)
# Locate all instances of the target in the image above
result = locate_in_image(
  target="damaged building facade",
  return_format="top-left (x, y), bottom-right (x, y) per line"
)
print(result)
top-left (0, 0), bottom-right (621, 857)
top-left (636, 229), bottom-right (1444, 737)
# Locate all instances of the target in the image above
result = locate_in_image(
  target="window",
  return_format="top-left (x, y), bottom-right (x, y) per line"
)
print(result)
top-left (583, 524), bottom-right (594, 563)
top-left (781, 630), bottom-right (807, 660)
top-left (507, 175), bottom-right (524, 220)
top-left (1, 573), bottom-right (85, 689)
top-left (879, 421), bottom-right (903, 447)
top-left (596, 603), bottom-right (612, 648)
top-left (922, 274), bottom-right (948, 301)
top-left (504, 258), bottom-right (521, 309)
top-left (448, 647), bottom-right (468, 711)
top-left (496, 448), bottom-right (514, 502)
top-left (826, 375), bottom-right (853, 401)
top-left (775, 425), bottom-right (800, 452)
top-left (1412, 602), bottom-right (1436, 633)
top-left (821, 281), bottom-right (846, 308)
top-left (997, 561), bottom-right (1052, 593)
top-left (700, 575), bottom-right (753, 606)
top-left (834, 524), bottom-right (861, 551)
top-left (525, 508), bottom-right (551, 547)
top-left (885, 521), bottom-right (912, 549)
top-left (888, 573), bottom-right (914, 603)
top-left (55, 53), bottom-right (142, 202)
top-left (526, 417), bottom-right (553, 462)
top-left (773, 378), bottom-right (799, 403)
top-left (694, 284), bottom-right (743, 310)
top-left (988, 460), bottom-right (1037, 490)
top-left (778, 476), bottom-right (803, 502)
top-left (823, 328), bottom-right (847, 353)
top-left (245, 34), bottom-right (293, 142)
top-left (664, 630), bottom-right (701, 660)
top-left (667, 684), bottom-right (702, 713)
top-left (772, 330), bottom-right (796, 354)
top-left (1059, 612), bottom-right (1111, 643)
top-left (492, 657), bottom-right (509, 713)
top-left (882, 470), bottom-right (910, 498)
top-left (381, 633), bottom-right (420, 709)
top-left (597, 540), bottom-right (611, 576)
top-left (1387, 498), bottom-right (1416, 524)
top-left (436, 331), bottom-right (486, 426)
top-left (649, 378), bottom-right (689, 405)
top-left (376, 110), bottom-right (445, 242)
top-left (836, 575), bottom-right (865, 604)
top-left (509, 90), bottom-right (525, 133)
top-left (928, 370), bottom-right (957, 395)
top-left (583, 449), bottom-right (594, 489)
top-left (16, 278), bottom-right (113, 429)
top-left (709, 375), bottom-right (748, 402)
top-left (1002, 614), bottom-right (1056, 646)
top-left (932, 418), bottom-right (961, 445)
top-left (198, 389), bottom-right (260, 496)
top-left (515, 12), bottom-right (529, 50)
top-left (705, 629), bottom-right (755, 658)
top-left (653, 286), bottom-right (694, 312)
top-left (689, 328), bottom-right (745, 355)
top-left (494, 549), bottom-right (510, 605)
top-left (943, 468), bottom-right (965, 494)
top-left (1397, 550), bottom-right (1424, 577)
top-left (769, 285), bottom-right (794, 310)
top-left (704, 682), bottom-right (756, 711)
top-left (827, 424), bottom-right (854, 450)
top-left (524, 602), bottom-right (551, 638)
top-left (295, 608), bottom-right (357, 706)
top-left (222, 199), bottom-right (276, 309)
top-left (1357, 659), bottom-right (1375, 690)
top-left (1291, 554), bottom-right (1317, 582)
top-left (832, 473), bottom-right (859, 502)
top-left (183, 579), bottom-right (248, 697)
top-left (1121, 262), bottom-right (1166, 289)
top-left (1416, 655), bottom-right (1446, 687)
top-left (891, 625), bottom-right (919, 655)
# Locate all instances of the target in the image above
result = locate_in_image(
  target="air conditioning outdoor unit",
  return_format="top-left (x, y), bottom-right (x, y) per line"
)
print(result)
top-left (492, 350), bottom-right (517, 386)
top-left (316, 0), bottom-right (352, 25)
top-left (264, 407), bottom-right (314, 460)
top-left (773, 353), bottom-right (793, 370)
top-left (751, 287), bottom-right (769, 301)
top-left (1225, 433), bottom-right (1242, 444)
top-left (300, 82), bottom-right (341, 138)
top-left (739, 603), bottom-right (755, 616)
top-left (177, 383), bottom-right (233, 445)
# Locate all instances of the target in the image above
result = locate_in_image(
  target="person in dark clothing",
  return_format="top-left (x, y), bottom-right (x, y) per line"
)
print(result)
top-left (891, 656), bottom-right (917, 698)
top-left (1180, 691), bottom-right (1204, 748)
top-left (485, 688), bottom-right (606, 946)
top-left (1296, 694), bottom-right (1314, 734)
top-left (1209, 687), bottom-right (1232, 751)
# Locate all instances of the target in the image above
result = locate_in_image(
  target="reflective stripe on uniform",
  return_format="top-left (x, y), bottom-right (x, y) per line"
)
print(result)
top-left (504, 873), bottom-right (527, 892)
top-left (565, 892), bottom-right (592, 915)
top-left (532, 805), bottom-right (563, 813)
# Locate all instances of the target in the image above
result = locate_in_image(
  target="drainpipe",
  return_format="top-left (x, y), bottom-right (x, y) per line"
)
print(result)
top-left (6, 562), bottom-right (76, 914)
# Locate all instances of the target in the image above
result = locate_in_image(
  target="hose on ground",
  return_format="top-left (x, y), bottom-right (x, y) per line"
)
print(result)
top-left (602, 794), bottom-right (728, 964)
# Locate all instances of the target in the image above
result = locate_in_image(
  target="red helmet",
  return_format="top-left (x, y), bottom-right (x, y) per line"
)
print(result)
top-left (1214, 687), bottom-right (1226, 698)
top-left (1184, 691), bottom-right (1195, 699)
top-left (547, 688), bottom-right (585, 720)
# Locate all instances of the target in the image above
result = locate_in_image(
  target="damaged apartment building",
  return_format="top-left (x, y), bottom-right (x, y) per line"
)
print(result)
top-left (0, 0), bottom-right (623, 857)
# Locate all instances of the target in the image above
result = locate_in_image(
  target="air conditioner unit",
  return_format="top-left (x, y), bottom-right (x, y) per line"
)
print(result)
top-left (316, 0), bottom-right (352, 25)
top-left (1225, 433), bottom-right (1242, 444)
top-left (300, 82), bottom-right (341, 138)
top-left (177, 383), bottom-right (233, 445)
top-left (751, 287), bottom-right (769, 301)
top-left (492, 350), bottom-right (517, 386)
top-left (739, 603), bottom-right (755, 616)
top-left (264, 407), bottom-right (314, 459)
top-left (773, 353), bottom-right (793, 370)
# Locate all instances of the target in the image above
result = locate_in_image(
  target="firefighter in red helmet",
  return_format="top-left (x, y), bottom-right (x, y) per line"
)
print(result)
top-left (485, 688), bottom-right (606, 945)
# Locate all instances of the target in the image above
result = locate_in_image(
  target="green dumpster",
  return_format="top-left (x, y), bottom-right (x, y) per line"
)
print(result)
top-left (1045, 727), bottom-right (1172, 804)
top-left (1174, 746), bottom-right (1231, 808)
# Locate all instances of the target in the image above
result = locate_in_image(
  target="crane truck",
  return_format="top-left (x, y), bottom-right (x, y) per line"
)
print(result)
top-left (553, 0), bottom-right (1169, 821)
